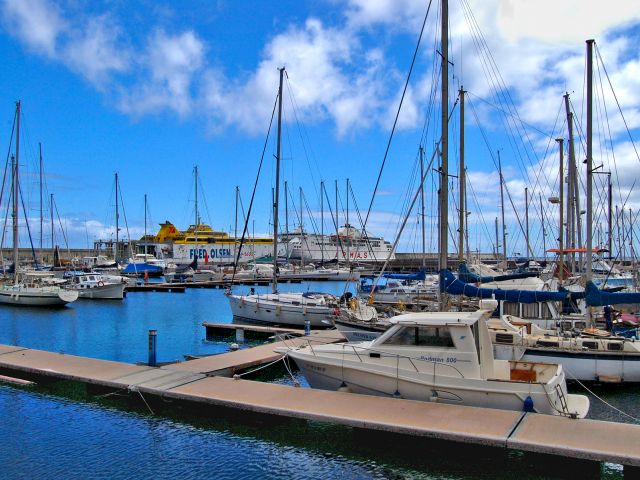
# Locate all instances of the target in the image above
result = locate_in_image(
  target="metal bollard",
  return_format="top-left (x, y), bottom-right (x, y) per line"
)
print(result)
top-left (148, 329), bottom-right (157, 366)
top-left (304, 320), bottom-right (311, 336)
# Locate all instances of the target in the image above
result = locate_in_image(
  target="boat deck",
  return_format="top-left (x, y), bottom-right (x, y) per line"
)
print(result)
top-left (0, 343), bottom-right (639, 471)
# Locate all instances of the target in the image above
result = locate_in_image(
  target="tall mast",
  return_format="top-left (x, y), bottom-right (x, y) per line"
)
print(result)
top-left (12, 101), bottom-right (20, 280)
top-left (299, 186), bottom-right (303, 232)
top-left (458, 87), bottom-right (465, 264)
top-left (284, 181), bottom-right (289, 235)
top-left (346, 178), bottom-right (350, 263)
top-left (144, 193), bottom-right (148, 256)
top-left (556, 138), bottom-right (565, 281)
top-left (525, 187), bottom-right (531, 257)
top-left (50, 194), bottom-right (54, 252)
top-left (234, 186), bottom-right (239, 239)
top-left (494, 217), bottom-right (499, 259)
top-left (194, 166), bottom-right (199, 226)
top-left (420, 146), bottom-right (426, 268)
top-left (563, 93), bottom-right (578, 272)
top-left (586, 39), bottom-right (594, 286)
top-left (39, 142), bottom-right (43, 256)
top-left (320, 181), bottom-right (324, 264)
top-left (608, 173), bottom-right (613, 257)
top-left (115, 173), bottom-right (119, 261)
top-left (272, 67), bottom-right (284, 294)
top-left (539, 193), bottom-right (546, 260)
top-left (498, 150), bottom-right (507, 263)
top-left (438, 0), bottom-right (449, 310)
top-left (335, 179), bottom-right (339, 261)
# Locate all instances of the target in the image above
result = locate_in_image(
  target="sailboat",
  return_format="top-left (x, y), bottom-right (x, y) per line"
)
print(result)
top-left (226, 68), bottom-right (366, 328)
top-left (0, 101), bottom-right (78, 307)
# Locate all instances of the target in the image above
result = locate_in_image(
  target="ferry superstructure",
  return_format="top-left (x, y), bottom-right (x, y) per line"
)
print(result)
top-left (285, 224), bottom-right (395, 263)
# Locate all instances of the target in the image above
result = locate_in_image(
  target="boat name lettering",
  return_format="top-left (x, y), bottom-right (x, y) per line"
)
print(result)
top-left (419, 356), bottom-right (457, 364)
top-left (189, 248), bottom-right (232, 259)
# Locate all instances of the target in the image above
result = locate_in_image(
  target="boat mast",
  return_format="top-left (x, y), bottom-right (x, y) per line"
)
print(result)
top-left (272, 67), bottom-right (285, 294)
top-left (115, 172), bottom-right (119, 261)
top-left (320, 181), bottom-right (324, 264)
top-left (335, 179), bottom-right (339, 261)
top-left (458, 86), bottom-right (465, 264)
top-left (194, 165), bottom-right (199, 249)
top-left (420, 146), bottom-right (426, 269)
top-left (556, 138), bottom-right (565, 281)
top-left (585, 39), bottom-right (594, 321)
top-left (438, 0), bottom-right (449, 310)
top-left (50, 194), bottom-right (54, 254)
top-left (563, 93), bottom-right (579, 273)
top-left (525, 187), bottom-right (531, 258)
top-left (284, 181), bottom-right (289, 235)
top-left (39, 142), bottom-right (43, 259)
top-left (346, 178), bottom-right (350, 264)
top-left (234, 186), bottom-right (239, 239)
top-left (144, 193), bottom-right (148, 256)
top-left (498, 150), bottom-right (507, 264)
top-left (608, 173), bottom-right (613, 257)
top-left (12, 101), bottom-right (20, 281)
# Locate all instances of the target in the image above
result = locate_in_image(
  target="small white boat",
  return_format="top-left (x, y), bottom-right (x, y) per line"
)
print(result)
top-left (0, 283), bottom-right (78, 306)
top-left (279, 307), bottom-right (589, 417)
top-left (66, 274), bottom-right (126, 300)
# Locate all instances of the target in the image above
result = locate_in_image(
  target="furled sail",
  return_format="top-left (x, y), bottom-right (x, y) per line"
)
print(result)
top-left (458, 263), bottom-right (537, 284)
top-left (443, 271), bottom-right (567, 303)
top-left (585, 281), bottom-right (640, 306)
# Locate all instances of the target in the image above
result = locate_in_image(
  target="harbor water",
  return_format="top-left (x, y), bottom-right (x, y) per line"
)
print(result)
top-left (0, 281), bottom-right (637, 479)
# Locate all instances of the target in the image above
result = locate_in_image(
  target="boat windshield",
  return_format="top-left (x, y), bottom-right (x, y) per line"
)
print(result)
top-left (381, 326), bottom-right (455, 348)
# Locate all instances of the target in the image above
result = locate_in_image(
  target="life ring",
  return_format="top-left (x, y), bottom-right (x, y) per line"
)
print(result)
top-left (97, 281), bottom-right (104, 287)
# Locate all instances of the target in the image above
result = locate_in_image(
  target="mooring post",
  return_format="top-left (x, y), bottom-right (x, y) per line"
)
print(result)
top-left (304, 320), bottom-right (311, 336)
top-left (148, 329), bottom-right (157, 366)
top-left (236, 328), bottom-right (245, 343)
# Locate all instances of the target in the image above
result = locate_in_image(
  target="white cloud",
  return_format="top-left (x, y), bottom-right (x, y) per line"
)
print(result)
top-left (1, 0), bottom-right (65, 56)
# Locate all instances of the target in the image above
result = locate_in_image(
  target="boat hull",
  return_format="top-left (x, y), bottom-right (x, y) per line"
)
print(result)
top-left (0, 285), bottom-right (78, 306)
top-left (72, 282), bottom-right (126, 300)
top-left (228, 294), bottom-right (336, 328)
top-left (287, 349), bottom-right (586, 416)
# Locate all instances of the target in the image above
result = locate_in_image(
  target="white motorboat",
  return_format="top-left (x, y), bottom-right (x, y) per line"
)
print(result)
top-left (489, 314), bottom-right (640, 383)
top-left (278, 308), bottom-right (589, 417)
top-left (65, 273), bottom-right (126, 300)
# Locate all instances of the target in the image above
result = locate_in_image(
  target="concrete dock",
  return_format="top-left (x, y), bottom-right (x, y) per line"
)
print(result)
top-left (202, 321), bottom-right (305, 342)
top-left (1, 342), bottom-right (639, 475)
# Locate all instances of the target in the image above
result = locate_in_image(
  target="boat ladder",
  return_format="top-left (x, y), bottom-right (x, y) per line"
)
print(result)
top-left (554, 384), bottom-right (570, 415)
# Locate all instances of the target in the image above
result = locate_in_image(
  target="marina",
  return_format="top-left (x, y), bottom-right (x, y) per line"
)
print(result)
top-left (2, 0), bottom-right (640, 478)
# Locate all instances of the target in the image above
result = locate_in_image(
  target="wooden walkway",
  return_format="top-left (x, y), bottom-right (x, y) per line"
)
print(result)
top-left (0, 343), bottom-right (639, 471)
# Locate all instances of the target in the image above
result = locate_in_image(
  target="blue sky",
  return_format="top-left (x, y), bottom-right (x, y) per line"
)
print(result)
top-left (1, 0), bottom-right (640, 259)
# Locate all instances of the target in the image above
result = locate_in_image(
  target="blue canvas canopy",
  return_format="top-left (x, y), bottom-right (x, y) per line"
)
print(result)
top-left (585, 281), bottom-right (640, 306)
top-left (381, 268), bottom-right (427, 281)
top-left (443, 270), bottom-right (567, 303)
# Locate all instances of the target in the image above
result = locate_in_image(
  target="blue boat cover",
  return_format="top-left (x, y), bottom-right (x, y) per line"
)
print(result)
top-left (458, 263), bottom-right (537, 284)
top-left (585, 281), bottom-right (640, 306)
top-left (443, 270), bottom-right (567, 303)
top-left (122, 262), bottom-right (163, 274)
top-left (381, 268), bottom-right (427, 281)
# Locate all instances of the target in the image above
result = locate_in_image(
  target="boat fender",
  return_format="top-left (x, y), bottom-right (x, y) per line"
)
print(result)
top-left (98, 281), bottom-right (104, 287)
top-left (523, 395), bottom-right (534, 412)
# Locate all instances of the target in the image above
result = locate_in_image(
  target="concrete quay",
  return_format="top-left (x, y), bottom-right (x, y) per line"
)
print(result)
top-left (0, 342), bottom-right (639, 477)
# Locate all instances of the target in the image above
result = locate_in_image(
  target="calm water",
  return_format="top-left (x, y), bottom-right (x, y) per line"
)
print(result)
top-left (0, 281), bottom-right (635, 479)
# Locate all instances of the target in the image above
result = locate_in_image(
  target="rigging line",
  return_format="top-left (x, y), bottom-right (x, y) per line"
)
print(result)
top-left (54, 198), bottom-right (70, 251)
top-left (363, 0), bottom-right (433, 231)
top-left (231, 92), bottom-right (279, 279)
top-left (348, 183), bottom-right (378, 258)
top-left (284, 76), bottom-right (321, 201)
top-left (118, 180), bottom-right (132, 259)
top-left (595, 44), bottom-right (640, 165)
top-left (18, 182), bottom-right (39, 266)
top-left (373, 144), bottom-right (438, 289)
top-left (0, 108), bottom-right (17, 228)
top-left (197, 171), bottom-right (214, 228)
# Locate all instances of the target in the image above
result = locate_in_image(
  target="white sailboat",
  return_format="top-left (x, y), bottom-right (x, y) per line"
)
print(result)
top-left (0, 101), bottom-right (78, 307)
top-left (226, 68), bottom-right (365, 328)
